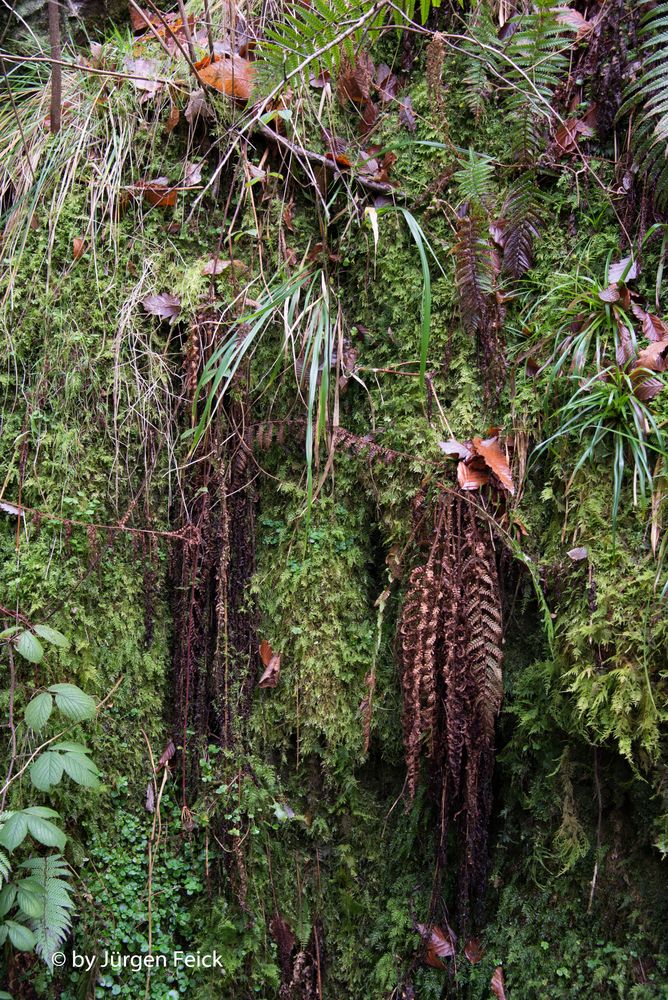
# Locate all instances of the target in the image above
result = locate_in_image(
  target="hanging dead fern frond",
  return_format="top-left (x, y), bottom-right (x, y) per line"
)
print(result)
top-left (398, 492), bottom-right (504, 930)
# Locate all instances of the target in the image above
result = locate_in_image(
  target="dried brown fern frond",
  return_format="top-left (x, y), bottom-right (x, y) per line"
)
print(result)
top-left (398, 491), bottom-right (505, 931)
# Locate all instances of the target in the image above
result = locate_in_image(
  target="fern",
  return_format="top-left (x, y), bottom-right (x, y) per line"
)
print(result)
top-left (19, 855), bottom-right (74, 966)
top-left (461, 5), bottom-right (499, 119)
top-left (0, 849), bottom-right (10, 884)
top-left (452, 148), bottom-right (496, 206)
top-left (256, 0), bottom-right (439, 90)
top-left (501, 172), bottom-right (542, 278)
top-left (454, 210), bottom-right (495, 336)
top-left (256, 0), bottom-right (384, 89)
top-left (496, 2), bottom-right (574, 164)
top-left (619, 3), bottom-right (668, 207)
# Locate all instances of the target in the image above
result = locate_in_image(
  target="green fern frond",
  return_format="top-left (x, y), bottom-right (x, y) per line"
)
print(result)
top-left (497, 2), bottom-right (575, 164)
top-left (19, 855), bottom-right (74, 966)
top-left (620, 3), bottom-right (668, 207)
top-left (453, 149), bottom-right (496, 206)
top-left (0, 850), bottom-right (10, 884)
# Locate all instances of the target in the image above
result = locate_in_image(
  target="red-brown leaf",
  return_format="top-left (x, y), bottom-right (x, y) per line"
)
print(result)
top-left (337, 53), bottom-right (374, 105)
top-left (491, 966), bottom-right (507, 1000)
top-left (259, 640), bottom-right (281, 688)
top-left (464, 938), bottom-right (484, 964)
top-left (637, 338), bottom-right (668, 373)
top-left (642, 313), bottom-right (668, 342)
top-left (416, 923), bottom-right (456, 968)
top-left (458, 460), bottom-right (490, 491)
top-left (72, 237), bottom-right (86, 260)
top-left (472, 436), bottom-right (515, 494)
top-left (130, 177), bottom-right (179, 208)
top-left (158, 739), bottom-right (176, 768)
top-left (439, 439), bottom-right (472, 460)
top-left (399, 95), bottom-right (416, 132)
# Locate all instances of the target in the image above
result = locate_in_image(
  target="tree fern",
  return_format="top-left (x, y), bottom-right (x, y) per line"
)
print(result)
top-left (19, 855), bottom-right (74, 966)
top-left (619, 3), bottom-right (668, 207)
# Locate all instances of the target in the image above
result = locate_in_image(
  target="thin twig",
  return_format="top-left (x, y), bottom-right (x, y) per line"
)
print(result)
top-left (257, 122), bottom-right (404, 197)
top-left (47, 0), bottom-right (61, 134)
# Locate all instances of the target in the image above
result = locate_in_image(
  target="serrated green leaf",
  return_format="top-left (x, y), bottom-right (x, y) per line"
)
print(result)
top-left (0, 884), bottom-right (17, 917)
top-left (49, 741), bottom-right (90, 754)
top-left (33, 625), bottom-right (69, 649)
top-left (0, 626), bottom-right (20, 639)
top-left (22, 807), bottom-right (60, 819)
top-left (6, 919), bottom-right (36, 951)
top-left (14, 631), bottom-right (44, 664)
top-left (0, 813), bottom-right (29, 851)
top-left (16, 878), bottom-right (45, 919)
top-left (47, 684), bottom-right (96, 722)
top-left (30, 753), bottom-right (64, 793)
top-left (24, 693), bottom-right (53, 731)
top-left (24, 815), bottom-right (66, 850)
top-left (61, 753), bottom-right (100, 788)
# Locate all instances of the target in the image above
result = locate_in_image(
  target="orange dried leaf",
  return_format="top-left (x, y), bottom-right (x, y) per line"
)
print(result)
top-left (72, 237), bottom-right (86, 260)
top-left (259, 641), bottom-right (281, 688)
top-left (197, 56), bottom-right (255, 101)
top-left (130, 177), bottom-right (178, 208)
top-left (472, 436), bottom-right (514, 494)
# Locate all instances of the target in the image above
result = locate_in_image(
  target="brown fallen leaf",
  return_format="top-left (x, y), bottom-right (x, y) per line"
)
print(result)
top-left (464, 938), bottom-right (484, 964)
top-left (196, 55), bottom-right (255, 101)
top-left (637, 338), bottom-right (668, 373)
top-left (165, 103), bottom-right (180, 133)
top-left (472, 436), bottom-right (515, 494)
top-left (458, 460), bottom-right (490, 491)
top-left (202, 257), bottom-right (248, 276)
top-left (439, 439), bottom-right (472, 460)
top-left (598, 284), bottom-right (620, 303)
top-left (641, 312), bottom-right (668, 342)
top-left (259, 639), bottom-right (281, 688)
top-left (375, 63), bottom-right (398, 103)
top-left (490, 965), bottom-right (507, 1000)
top-left (399, 95), bottom-right (416, 132)
top-left (632, 371), bottom-right (664, 402)
top-left (142, 292), bottom-right (181, 320)
top-left (184, 88), bottom-right (212, 126)
top-left (124, 56), bottom-right (162, 96)
top-left (416, 923), bottom-right (456, 969)
top-left (608, 256), bottom-right (638, 284)
top-left (72, 237), bottom-right (86, 260)
top-left (157, 739), bottom-right (176, 768)
top-left (130, 177), bottom-right (178, 208)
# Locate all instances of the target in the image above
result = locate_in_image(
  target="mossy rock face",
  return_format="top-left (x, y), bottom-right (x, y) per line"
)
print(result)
top-left (2, 3), bottom-right (668, 997)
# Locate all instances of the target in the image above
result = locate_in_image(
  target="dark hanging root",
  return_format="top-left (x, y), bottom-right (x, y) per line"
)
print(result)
top-left (171, 315), bottom-right (259, 840)
top-left (398, 490), bottom-right (504, 932)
